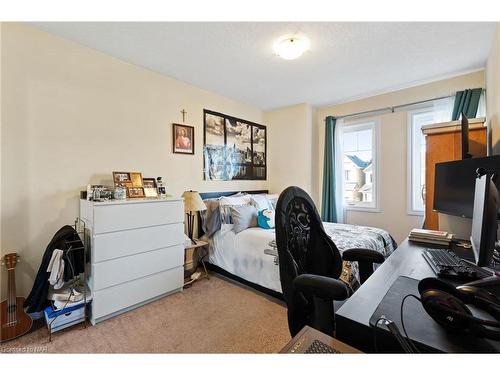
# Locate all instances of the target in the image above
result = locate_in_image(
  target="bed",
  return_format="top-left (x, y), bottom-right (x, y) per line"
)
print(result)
top-left (199, 190), bottom-right (397, 296)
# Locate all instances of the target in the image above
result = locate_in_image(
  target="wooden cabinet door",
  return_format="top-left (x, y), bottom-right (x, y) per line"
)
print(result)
top-left (424, 127), bottom-right (486, 230)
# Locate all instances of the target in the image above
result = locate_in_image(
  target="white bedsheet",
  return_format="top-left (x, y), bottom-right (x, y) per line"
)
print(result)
top-left (209, 225), bottom-right (282, 292)
top-left (208, 222), bottom-right (397, 294)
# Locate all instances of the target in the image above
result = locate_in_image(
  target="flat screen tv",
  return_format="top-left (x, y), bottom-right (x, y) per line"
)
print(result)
top-left (433, 155), bottom-right (500, 218)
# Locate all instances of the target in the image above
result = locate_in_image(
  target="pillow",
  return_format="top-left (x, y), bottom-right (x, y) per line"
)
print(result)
top-left (230, 205), bottom-right (258, 234)
top-left (258, 209), bottom-right (275, 229)
top-left (265, 194), bottom-right (279, 210)
top-left (250, 194), bottom-right (272, 211)
top-left (219, 193), bottom-right (251, 206)
top-left (219, 193), bottom-right (252, 224)
top-left (200, 199), bottom-right (221, 239)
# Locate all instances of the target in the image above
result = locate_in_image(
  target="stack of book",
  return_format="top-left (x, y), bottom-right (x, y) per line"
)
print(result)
top-left (409, 228), bottom-right (454, 246)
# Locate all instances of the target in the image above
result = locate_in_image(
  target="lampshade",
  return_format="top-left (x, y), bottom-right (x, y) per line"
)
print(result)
top-left (182, 191), bottom-right (207, 212)
top-left (274, 36), bottom-right (310, 60)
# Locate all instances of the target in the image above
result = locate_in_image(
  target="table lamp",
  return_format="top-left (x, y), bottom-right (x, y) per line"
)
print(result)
top-left (182, 190), bottom-right (207, 244)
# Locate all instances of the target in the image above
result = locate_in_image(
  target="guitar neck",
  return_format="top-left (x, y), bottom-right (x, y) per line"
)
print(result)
top-left (7, 268), bottom-right (17, 309)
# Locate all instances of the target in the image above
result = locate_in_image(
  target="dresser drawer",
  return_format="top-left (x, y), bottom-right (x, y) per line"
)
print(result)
top-left (92, 223), bottom-right (184, 263)
top-left (93, 200), bottom-right (183, 234)
top-left (92, 245), bottom-right (184, 290)
top-left (91, 267), bottom-right (183, 321)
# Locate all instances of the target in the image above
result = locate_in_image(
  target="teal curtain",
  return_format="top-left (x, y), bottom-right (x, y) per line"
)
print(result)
top-left (451, 88), bottom-right (482, 120)
top-left (321, 116), bottom-right (337, 222)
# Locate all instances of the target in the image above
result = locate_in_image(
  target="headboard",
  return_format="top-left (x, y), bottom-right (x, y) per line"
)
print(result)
top-left (199, 190), bottom-right (269, 200)
top-left (197, 190), bottom-right (269, 238)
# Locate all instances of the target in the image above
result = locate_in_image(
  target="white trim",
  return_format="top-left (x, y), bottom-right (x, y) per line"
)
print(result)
top-left (341, 117), bottom-right (381, 213)
top-left (407, 107), bottom-right (432, 216)
top-left (317, 67), bottom-right (485, 108)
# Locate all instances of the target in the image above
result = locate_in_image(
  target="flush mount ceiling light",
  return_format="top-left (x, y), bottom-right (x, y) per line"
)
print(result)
top-left (274, 36), bottom-right (310, 60)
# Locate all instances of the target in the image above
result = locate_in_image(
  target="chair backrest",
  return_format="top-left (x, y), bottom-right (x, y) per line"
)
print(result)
top-left (275, 186), bottom-right (343, 335)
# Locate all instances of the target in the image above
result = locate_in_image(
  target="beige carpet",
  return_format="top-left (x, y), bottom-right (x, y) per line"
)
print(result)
top-left (1, 275), bottom-right (290, 353)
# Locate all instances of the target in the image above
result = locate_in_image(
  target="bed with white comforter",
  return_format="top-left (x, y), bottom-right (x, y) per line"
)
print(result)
top-left (208, 221), bottom-right (397, 293)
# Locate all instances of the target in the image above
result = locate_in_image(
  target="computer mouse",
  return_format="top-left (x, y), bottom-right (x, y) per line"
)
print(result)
top-left (456, 285), bottom-right (500, 307)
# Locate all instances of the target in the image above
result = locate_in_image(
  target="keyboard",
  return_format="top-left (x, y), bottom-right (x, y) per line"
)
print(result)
top-left (422, 249), bottom-right (481, 281)
top-left (304, 339), bottom-right (340, 354)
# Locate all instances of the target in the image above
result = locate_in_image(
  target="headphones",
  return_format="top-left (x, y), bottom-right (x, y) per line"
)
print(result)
top-left (418, 277), bottom-right (500, 341)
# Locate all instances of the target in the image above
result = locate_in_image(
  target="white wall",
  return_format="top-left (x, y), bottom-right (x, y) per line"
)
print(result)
top-left (314, 71), bottom-right (486, 244)
top-left (264, 103), bottom-right (313, 195)
top-left (0, 23), bottom-right (267, 297)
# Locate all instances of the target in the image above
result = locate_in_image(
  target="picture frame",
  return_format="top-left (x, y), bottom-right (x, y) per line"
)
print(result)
top-left (128, 187), bottom-right (145, 199)
top-left (203, 109), bottom-right (266, 181)
top-left (112, 171), bottom-right (145, 198)
top-left (112, 171), bottom-right (131, 188)
top-left (129, 172), bottom-right (144, 187)
top-left (173, 123), bottom-right (195, 154)
top-left (143, 178), bottom-right (158, 198)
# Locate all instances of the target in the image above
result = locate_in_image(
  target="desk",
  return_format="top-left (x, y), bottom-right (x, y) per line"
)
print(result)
top-left (336, 239), bottom-right (500, 353)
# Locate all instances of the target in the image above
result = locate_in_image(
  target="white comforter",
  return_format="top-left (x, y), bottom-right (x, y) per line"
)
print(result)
top-left (208, 222), bottom-right (396, 293)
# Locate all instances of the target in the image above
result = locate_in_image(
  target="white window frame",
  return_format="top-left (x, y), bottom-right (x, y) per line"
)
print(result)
top-left (407, 107), bottom-right (433, 216)
top-left (341, 118), bottom-right (381, 213)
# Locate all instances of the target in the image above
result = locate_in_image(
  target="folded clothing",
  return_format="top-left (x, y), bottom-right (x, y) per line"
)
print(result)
top-left (46, 249), bottom-right (65, 289)
top-left (48, 282), bottom-right (91, 310)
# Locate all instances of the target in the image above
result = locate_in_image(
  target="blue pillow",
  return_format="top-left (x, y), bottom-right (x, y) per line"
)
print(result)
top-left (258, 209), bottom-right (275, 229)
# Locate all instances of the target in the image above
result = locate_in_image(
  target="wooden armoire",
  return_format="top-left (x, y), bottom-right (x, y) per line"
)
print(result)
top-left (422, 117), bottom-right (487, 230)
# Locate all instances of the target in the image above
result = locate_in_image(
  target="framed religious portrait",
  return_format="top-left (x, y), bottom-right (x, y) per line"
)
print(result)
top-left (173, 123), bottom-right (194, 154)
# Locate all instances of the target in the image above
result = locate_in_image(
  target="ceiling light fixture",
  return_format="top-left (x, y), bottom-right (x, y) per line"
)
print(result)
top-left (274, 36), bottom-right (310, 60)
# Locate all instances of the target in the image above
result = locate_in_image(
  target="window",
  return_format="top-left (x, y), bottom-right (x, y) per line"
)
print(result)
top-left (342, 121), bottom-right (379, 210)
top-left (408, 109), bottom-right (434, 215)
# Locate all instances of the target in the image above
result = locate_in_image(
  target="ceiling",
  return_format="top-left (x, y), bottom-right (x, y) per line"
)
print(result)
top-left (29, 22), bottom-right (496, 110)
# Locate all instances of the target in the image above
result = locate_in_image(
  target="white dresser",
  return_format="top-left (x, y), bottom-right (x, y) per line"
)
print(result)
top-left (79, 197), bottom-right (184, 325)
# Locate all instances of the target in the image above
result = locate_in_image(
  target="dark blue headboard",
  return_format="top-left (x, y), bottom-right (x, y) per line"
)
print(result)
top-left (200, 190), bottom-right (268, 200)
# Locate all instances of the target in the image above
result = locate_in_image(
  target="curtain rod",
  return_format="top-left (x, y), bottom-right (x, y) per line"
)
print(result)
top-left (328, 94), bottom-right (455, 121)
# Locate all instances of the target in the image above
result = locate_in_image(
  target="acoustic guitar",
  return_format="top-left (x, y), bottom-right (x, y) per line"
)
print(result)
top-left (1, 253), bottom-right (32, 342)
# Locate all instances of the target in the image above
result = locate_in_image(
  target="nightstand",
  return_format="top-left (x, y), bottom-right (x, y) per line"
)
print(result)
top-left (184, 239), bottom-right (209, 287)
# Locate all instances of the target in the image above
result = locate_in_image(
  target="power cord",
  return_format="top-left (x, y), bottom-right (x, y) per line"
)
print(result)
top-left (373, 316), bottom-right (415, 353)
top-left (373, 317), bottom-right (387, 353)
top-left (400, 294), bottom-right (421, 353)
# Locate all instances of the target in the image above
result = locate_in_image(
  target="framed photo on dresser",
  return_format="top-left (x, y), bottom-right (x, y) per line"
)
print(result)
top-left (203, 109), bottom-right (266, 181)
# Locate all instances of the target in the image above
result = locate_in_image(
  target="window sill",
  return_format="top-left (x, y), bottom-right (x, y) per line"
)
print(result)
top-left (344, 205), bottom-right (381, 213)
top-left (407, 210), bottom-right (424, 217)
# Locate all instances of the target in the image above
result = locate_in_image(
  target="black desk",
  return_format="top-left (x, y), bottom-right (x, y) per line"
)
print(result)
top-left (335, 239), bottom-right (500, 353)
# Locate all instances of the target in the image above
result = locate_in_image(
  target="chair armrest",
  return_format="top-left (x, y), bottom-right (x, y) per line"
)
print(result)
top-left (293, 274), bottom-right (349, 301)
top-left (342, 248), bottom-right (385, 264)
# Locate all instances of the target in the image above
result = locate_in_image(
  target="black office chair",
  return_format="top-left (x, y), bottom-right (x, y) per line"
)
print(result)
top-left (275, 186), bottom-right (385, 337)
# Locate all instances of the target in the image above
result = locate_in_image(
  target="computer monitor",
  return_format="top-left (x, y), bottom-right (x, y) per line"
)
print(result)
top-left (461, 112), bottom-right (472, 159)
top-left (470, 172), bottom-right (499, 267)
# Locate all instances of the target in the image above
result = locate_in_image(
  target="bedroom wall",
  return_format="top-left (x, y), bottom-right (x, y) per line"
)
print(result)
top-left (486, 23), bottom-right (500, 155)
top-left (264, 103), bottom-right (314, 195)
top-left (0, 23), bottom-right (267, 297)
top-left (314, 70), bottom-right (486, 244)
